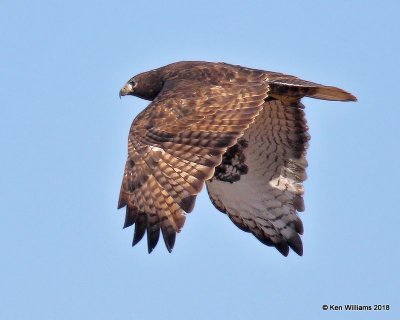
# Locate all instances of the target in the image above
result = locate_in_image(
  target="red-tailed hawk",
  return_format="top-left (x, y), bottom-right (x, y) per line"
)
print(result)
top-left (118, 61), bottom-right (356, 256)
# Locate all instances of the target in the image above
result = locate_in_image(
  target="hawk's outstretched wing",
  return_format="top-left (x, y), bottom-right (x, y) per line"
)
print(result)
top-left (118, 70), bottom-right (270, 252)
top-left (206, 98), bottom-right (308, 256)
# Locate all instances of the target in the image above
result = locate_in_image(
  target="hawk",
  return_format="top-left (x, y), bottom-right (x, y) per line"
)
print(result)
top-left (118, 61), bottom-right (356, 256)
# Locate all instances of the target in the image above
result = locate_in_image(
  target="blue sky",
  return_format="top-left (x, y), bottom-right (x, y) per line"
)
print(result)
top-left (1, 0), bottom-right (399, 319)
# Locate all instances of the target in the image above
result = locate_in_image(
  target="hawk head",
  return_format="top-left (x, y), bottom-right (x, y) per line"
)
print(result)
top-left (119, 69), bottom-right (164, 101)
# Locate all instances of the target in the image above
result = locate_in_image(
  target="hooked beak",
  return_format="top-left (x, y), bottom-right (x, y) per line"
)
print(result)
top-left (119, 83), bottom-right (134, 99)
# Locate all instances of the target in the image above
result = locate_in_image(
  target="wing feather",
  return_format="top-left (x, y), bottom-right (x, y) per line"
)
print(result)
top-left (206, 99), bottom-right (309, 256)
top-left (119, 75), bottom-right (269, 252)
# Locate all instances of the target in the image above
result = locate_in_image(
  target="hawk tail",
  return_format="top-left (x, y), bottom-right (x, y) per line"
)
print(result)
top-left (266, 74), bottom-right (357, 102)
top-left (306, 85), bottom-right (357, 101)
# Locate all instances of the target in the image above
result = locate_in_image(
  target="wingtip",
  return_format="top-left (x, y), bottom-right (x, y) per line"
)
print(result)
top-left (123, 217), bottom-right (134, 229)
top-left (275, 241), bottom-right (290, 257)
top-left (161, 238), bottom-right (174, 253)
top-left (161, 227), bottom-right (176, 253)
top-left (117, 198), bottom-right (127, 209)
top-left (123, 206), bottom-right (138, 229)
top-left (132, 214), bottom-right (147, 247)
top-left (132, 237), bottom-right (141, 247)
top-left (272, 235), bottom-right (304, 257)
top-left (147, 243), bottom-right (157, 254)
top-left (146, 225), bottom-right (161, 254)
top-left (288, 233), bottom-right (304, 256)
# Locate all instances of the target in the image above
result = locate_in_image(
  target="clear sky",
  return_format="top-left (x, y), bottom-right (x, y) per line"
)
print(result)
top-left (1, 0), bottom-right (399, 319)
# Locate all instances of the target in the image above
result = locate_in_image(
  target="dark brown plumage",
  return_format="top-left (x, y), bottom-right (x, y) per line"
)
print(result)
top-left (118, 61), bottom-right (356, 255)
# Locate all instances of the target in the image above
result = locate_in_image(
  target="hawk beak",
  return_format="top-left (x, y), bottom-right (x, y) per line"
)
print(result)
top-left (119, 83), bottom-right (134, 99)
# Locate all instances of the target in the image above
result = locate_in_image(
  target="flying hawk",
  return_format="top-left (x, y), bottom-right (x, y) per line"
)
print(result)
top-left (118, 61), bottom-right (356, 256)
